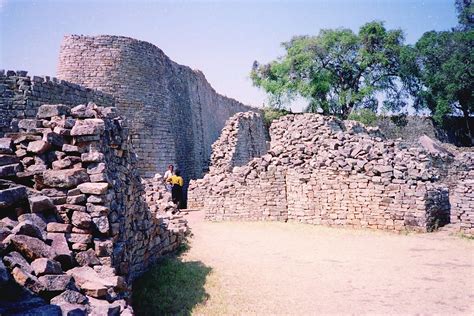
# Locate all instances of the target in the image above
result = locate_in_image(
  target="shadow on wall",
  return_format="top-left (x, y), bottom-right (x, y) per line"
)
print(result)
top-left (132, 255), bottom-right (212, 315)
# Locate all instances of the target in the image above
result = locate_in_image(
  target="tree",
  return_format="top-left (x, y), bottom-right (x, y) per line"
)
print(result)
top-left (251, 21), bottom-right (406, 119)
top-left (403, 29), bottom-right (473, 140)
top-left (455, 0), bottom-right (473, 30)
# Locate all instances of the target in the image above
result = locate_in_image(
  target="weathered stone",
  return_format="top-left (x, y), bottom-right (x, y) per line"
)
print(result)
top-left (3, 251), bottom-right (33, 274)
top-left (50, 289), bottom-right (88, 305)
top-left (11, 267), bottom-right (44, 293)
top-left (92, 216), bottom-right (109, 234)
top-left (47, 233), bottom-right (73, 267)
top-left (70, 119), bottom-right (105, 136)
top-left (75, 248), bottom-right (100, 266)
top-left (0, 184), bottom-right (27, 209)
top-left (77, 182), bottom-right (109, 195)
top-left (71, 211), bottom-right (92, 229)
top-left (10, 234), bottom-right (56, 261)
top-left (43, 168), bottom-right (89, 188)
top-left (38, 274), bottom-right (73, 292)
top-left (0, 163), bottom-right (22, 177)
top-left (37, 104), bottom-right (70, 119)
top-left (18, 213), bottom-right (48, 231)
top-left (94, 239), bottom-right (113, 257)
top-left (0, 154), bottom-right (20, 166)
top-left (27, 140), bottom-right (51, 154)
top-left (11, 221), bottom-right (44, 240)
top-left (31, 258), bottom-right (63, 276)
top-left (28, 195), bottom-right (55, 213)
top-left (66, 233), bottom-right (92, 244)
top-left (46, 222), bottom-right (72, 233)
top-left (0, 138), bottom-right (13, 154)
top-left (81, 151), bottom-right (104, 162)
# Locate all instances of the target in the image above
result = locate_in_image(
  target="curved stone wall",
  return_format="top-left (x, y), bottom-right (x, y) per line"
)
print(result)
top-left (57, 35), bottom-right (256, 184)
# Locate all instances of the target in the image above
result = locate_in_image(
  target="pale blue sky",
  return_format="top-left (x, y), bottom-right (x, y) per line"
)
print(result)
top-left (1, 0), bottom-right (458, 111)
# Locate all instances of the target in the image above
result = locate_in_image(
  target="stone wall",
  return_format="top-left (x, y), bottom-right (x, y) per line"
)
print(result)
top-left (189, 113), bottom-right (457, 233)
top-left (57, 35), bottom-right (257, 183)
top-left (209, 111), bottom-right (267, 173)
top-left (0, 104), bottom-right (186, 314)
top-left (0, 70), bottom-right (114, 136)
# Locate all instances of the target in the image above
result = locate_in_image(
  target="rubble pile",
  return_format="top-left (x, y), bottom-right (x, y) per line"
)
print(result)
top-left (0, 103), bottom-right (187, 315)
top-left (189, 113), bottom-right (461, 233)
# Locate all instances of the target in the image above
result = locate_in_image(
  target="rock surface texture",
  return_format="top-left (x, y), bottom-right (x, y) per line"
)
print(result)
top-left (189, 113), bottom-right (473, 235)
top-left (0, 103), bottom-right (187, 314)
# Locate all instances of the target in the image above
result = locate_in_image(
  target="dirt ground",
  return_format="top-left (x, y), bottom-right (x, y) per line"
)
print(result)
top-left (181, 211), bottom-right (474, 315)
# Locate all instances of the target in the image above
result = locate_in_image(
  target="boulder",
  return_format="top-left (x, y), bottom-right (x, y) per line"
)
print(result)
top-left (10, 235), bottom-right (56, 261)
top-left (31, 258), bottom-right (63, 276)
top-left (43, 168), bottom-right (89, 189)
top-left (37, 104), bottom-right (70, 119)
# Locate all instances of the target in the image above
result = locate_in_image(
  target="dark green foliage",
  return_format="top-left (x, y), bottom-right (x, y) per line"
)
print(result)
top-left (251, 21), bottom-right (406, 119)
top-left (262, 107), bottom-right (292, 129)
top-left (132, 258), bottom-right (211, 315)
top-left (347, 109), bottom-right (378, 126)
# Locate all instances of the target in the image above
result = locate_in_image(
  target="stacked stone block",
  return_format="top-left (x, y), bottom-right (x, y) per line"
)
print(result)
top-left (189, 113), bottom-right (454, 233)
top-left (0, 103), bottom-right (187, 314)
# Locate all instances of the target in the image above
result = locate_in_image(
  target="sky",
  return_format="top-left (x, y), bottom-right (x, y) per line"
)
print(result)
top-left (0, 0), bottom-right (459, 111)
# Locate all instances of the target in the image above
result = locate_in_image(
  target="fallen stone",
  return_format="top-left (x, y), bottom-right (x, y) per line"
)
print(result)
top-left (81, 281), bottom-right (108, 298)
top-left (0, 138), bottom-right (13, 154)
top-left (71, 119), bottom-right (105, 136)
top-left (77, 182), bottom-right (109, 195)
top-left (0, 154), bottom-right (20, 166)
top-left (66, 233), bottom-right (92, 244)
top-left (81, 151), bottom-right (104, 163)
top-left (3, 251), bottom-right (33, 274)
top-left (43, 131), bottom-right (64, 148)
top-left (10, 234), bottom-right (56, 261)
top-left (0, 163), bottom-right (22, 177)
top-left (92, 216), bottom-right (109, 234)
top-left (27, 140), bottom-right (51, 155)
top-left (11, 221), bottom-right (44, 240)
top-left (47, 233), bottom-right (73, 267)
top-left (50, 289), bottom-right (88, 305)
top-left (28, 195), bottom-right (55, 213)
top-left (37, 104), bottom-right (70, 119)
top-left (11, 267), bottom-right (44, 293)
top-left (0, 184), bottom-right (27, 209)
top-left (38, 274), bottom-right (73, 292)
top-left (43, 168), bottom-right (89, 188)
top-left (18, 213), bottom-right (48, 231)
top-left (31, 258), bottom-right (63, 276)
top-left (46, 223), bottom-right (72, 233)
top-left (75, 248), bottom-right (100, 266)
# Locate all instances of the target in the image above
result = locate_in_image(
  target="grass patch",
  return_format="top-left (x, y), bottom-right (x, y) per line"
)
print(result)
top-left (132, 257), bottom-right (212, 315)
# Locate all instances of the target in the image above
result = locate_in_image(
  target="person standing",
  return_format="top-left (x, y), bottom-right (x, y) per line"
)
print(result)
top-left (164, 164), bottom-right (174, 192)
top-left (170, 169), bottom-right (184, 209)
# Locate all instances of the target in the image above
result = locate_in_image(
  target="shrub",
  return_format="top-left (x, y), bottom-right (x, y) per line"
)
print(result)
top-left (347, 109), bottom-right (378, 126)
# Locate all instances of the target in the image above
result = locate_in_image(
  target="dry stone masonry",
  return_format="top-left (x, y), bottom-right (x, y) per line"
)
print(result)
top-left (57, 35), bottom-right (258, 182)
top-left (189, 113), bottom-right (473, 235)
top-left (209, 111), bottom-right (268, 173)
top-left (0, 103), bottom-right (187, 315)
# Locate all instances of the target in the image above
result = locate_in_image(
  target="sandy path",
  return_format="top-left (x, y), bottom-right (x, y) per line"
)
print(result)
top-left (182, 211), bottom-right (474, 315)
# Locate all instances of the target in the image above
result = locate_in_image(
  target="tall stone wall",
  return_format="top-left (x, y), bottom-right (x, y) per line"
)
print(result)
top-left (189, 114), bottom-right (456, 233)
top-left (0, 104), bottom-right (186, 314)
top-left (0, 70), bottom-right (114, 136)
top-left (57, 35), bottom-right (256, 183)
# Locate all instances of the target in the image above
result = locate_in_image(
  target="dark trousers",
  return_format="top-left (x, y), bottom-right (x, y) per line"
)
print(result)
top-left (171, 185), bottom-right (183, 209)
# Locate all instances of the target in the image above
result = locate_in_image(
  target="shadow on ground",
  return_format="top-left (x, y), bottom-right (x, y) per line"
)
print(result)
top-left (132, 249), bottom-right (212, 316)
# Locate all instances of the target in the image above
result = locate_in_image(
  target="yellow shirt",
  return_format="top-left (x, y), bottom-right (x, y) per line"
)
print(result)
top-left (169, 175), bottom-right (184, 187)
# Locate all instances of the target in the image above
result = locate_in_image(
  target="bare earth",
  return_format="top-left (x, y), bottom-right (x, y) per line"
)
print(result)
top-left (182, 211), bottom-right (474, 315)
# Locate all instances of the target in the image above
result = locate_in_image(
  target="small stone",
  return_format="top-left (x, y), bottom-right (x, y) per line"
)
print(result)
top-left (38, 274), bottom-right (73, 292)
top-left (71, 211), bottom-right (92, 229)
top-left (81, 151), bottom-right (104, 162)
top-left (47, 222), bottom-right (72, 233)
top-left (0, 138), bottom-right (13, 154)
top-left (12, 266), bottom-right (44, 293)
top-left (50, 289), bottom-right (88, 305)
top-left (3, 251), bottom-right (33, 274)
top-left (0, 184), bottom-right (27, 209)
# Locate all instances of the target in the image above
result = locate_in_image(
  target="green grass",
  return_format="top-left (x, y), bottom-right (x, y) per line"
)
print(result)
top-left (132, 256), bottom-right (212, 316)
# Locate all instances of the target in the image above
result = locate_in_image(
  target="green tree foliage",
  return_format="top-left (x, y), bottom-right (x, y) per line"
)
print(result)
top-left (347, 109), bottom-right (378, 126)
top-left (401, 5), bottom-right (473, 140)
top-left (251, 21), bottom-right (406, 119)
top-left (455, 0), bottom-right (473, 30)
